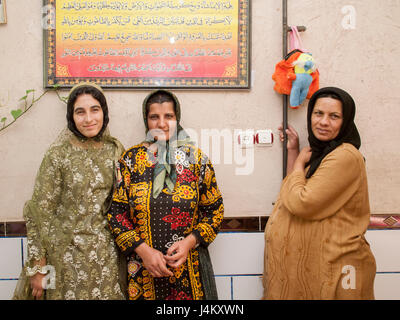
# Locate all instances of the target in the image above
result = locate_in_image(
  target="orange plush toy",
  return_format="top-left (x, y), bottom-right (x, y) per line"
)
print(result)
top-left (272, 49), bottom-right (320, 109)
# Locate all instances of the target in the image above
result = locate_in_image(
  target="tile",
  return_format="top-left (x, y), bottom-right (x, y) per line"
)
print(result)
top-left (215, 276), bottom-right (232, 300)
top-left (0, 280), bottom-right (18, 300)
top-left (0, 238), bottom-right (23, 278)
top-left (220, 217), bottom-right (260, 232)
top-left (369, 214), bottom-right (400, 229)
top-left (1, 214), bottom-right (400, 239)
top-left (232, 276), bottom-right (264, 300)
top-left (209, 232), bottom-right (264, 275)
top-left (5, 222), bottom-right (27, 237)
top-left (227, 273), bottom-right (400, 300)
top-left (374, 273), bottom-right (400, 300)
top-left (365, 230), bottom-right (400, 272)
top-left (22, 237), bottom-right (27, 264)
top-left (260, 216), bottom-right (268, 231)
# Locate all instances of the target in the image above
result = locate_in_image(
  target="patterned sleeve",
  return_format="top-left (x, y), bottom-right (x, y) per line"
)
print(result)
top-left (107, 158), bottom-right (143, 256)
top-left (192, 157), bottom-right (224, 247)
top-left (24, 149), bottom-right (62, 265)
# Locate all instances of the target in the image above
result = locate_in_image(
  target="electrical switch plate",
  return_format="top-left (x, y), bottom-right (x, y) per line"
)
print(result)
top-left (237, 130), bottom-right (255, 148)
top-left (255, 129), bottom-right (273, 146)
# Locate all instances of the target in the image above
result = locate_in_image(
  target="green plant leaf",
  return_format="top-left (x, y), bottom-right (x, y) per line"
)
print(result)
top-left (1, 86), bottom-right (65, 133)
top-left (11, 109), bottom-right (23, 120)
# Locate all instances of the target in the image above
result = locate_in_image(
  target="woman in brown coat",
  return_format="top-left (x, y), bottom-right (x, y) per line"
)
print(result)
top-left (263, 87), bottom-right (376, 299)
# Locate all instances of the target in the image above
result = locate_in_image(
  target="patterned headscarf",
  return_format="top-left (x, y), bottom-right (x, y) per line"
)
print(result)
top-left (142, 90), bottom-right (193, 198)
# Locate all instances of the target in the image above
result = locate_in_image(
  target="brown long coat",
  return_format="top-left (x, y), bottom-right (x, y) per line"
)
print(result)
top-left (263, 143), bottom-right (376, 300)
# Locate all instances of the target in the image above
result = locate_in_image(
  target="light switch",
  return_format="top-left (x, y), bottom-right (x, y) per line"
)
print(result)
top-left (255, 129), bottom-right (273, 146)
top-left (237, 130), bottom-right (255, 148)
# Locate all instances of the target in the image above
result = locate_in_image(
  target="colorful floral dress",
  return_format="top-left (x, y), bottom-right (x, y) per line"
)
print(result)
top-left (107, 143), bottom-right (224, 300)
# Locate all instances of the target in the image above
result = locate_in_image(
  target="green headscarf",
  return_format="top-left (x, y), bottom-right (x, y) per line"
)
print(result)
top-left (142, 90), bottom-right (193, 198)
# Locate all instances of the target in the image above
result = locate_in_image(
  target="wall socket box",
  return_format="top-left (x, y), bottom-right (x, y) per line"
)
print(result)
top-left (255, 129), bottom-right (273, 146)
top-left (237, 130), bottom-right (255, 148)
top-left (237, 129), bottom-right (273, 148)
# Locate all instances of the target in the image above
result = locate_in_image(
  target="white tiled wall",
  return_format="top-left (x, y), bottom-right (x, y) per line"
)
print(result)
top-left (365, 230), bottom-right (400, 271)
top-left (0, 237), bottom-right (25, 300)
top-left (208, 232), bottom-right (265, 300)
top-left (366, 230), bottom-right (400, 300)
top-left (0, 238), bottom-right (24, 279)
top-left (209, 232), bottom-right (265, 275)
top-left (0, 280), bottom-right (18, 300)
top-left (215, 276), bottom-right (232, 300)
top-left (1, 230), bottom-right (400, 300)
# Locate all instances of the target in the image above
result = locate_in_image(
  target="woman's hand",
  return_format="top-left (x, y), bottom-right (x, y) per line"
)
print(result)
top-left (164, 234), bottom-right (197, 269)
top-left (279, 124), bottom-right (300, 175)
top-left (30, 273), bottom-right (45, 299)
top-left (30, 258), bottom-right (47, 299)
top-left (278, 124), bottom-right (299, 151)
top-left (293, 146), bottom-right (312, 173)
top-left (135, 243), bottom-right (173, 278)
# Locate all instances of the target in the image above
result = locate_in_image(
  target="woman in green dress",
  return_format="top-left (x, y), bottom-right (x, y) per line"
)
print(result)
top-left (107, 90), bottom-right (224, 300)
top-left (13, 83), bottom-right (126, 300)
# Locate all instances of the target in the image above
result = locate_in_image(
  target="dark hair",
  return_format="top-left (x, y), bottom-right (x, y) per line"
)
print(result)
top-left (66, 85), bottom-right (109, 140)
top-left (145, 90), bottom-right (176, 118)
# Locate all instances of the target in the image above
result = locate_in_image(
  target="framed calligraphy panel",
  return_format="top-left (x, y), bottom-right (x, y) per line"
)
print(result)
top-left (43, 0), bottom-right (251, 89)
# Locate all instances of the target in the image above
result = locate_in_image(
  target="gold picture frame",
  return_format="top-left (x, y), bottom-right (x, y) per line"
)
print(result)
top-left (43, 0), bottom-right (251, 89)
top-left (0, 0), bottom-right (6, 24)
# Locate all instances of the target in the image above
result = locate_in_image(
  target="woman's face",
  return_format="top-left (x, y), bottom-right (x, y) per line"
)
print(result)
top-left (147, 101), bottom-right (177, 141)
top-left (311, 97), bottom-right (343, 141)
top-left (73, 94), bottom-right (104, 138)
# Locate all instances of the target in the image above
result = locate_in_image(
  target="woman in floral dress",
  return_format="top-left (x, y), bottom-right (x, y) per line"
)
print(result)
top-left (13, 83), bottom-right (126, 300)
top-left (107, 90), bottom-right (224, 300)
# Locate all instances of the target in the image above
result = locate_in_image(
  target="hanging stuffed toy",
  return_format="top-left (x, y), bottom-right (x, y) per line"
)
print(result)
top-left (288, 52), bottom-right (317, 108)
top-left (272, 27), bottom-right (320, 109)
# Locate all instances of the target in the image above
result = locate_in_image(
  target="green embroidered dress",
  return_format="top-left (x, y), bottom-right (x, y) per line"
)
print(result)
top-left (13, 129), bottom-right (126, 300)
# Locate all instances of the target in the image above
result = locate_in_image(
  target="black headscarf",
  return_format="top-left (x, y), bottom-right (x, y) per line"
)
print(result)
top-left (306, 87), bottom-right (361, 178)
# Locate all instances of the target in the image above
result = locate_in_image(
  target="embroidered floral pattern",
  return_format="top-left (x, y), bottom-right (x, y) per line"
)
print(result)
top-left (128, 280), bottom-right (143, 300)
top-left (165, 234), bottom-right (185, 249)
top-left (133, 148), bottom-right (153, 175)
top-left (115, 212), bottom-right (134, 229)
top-left (177, 168), bottom-right (198, 184)
top-left (175, 149), bottom-right (189, 174)
top-left (17, 130), bottom-right (125, 300)
top-left (108, 144), bottom-right (223, 300)
top-left (162, 208), bottom-right (192, 230)
top-left (128, 259), bottom-right (141, 276)
top-left (166, 288), bottom-right (192, 300)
